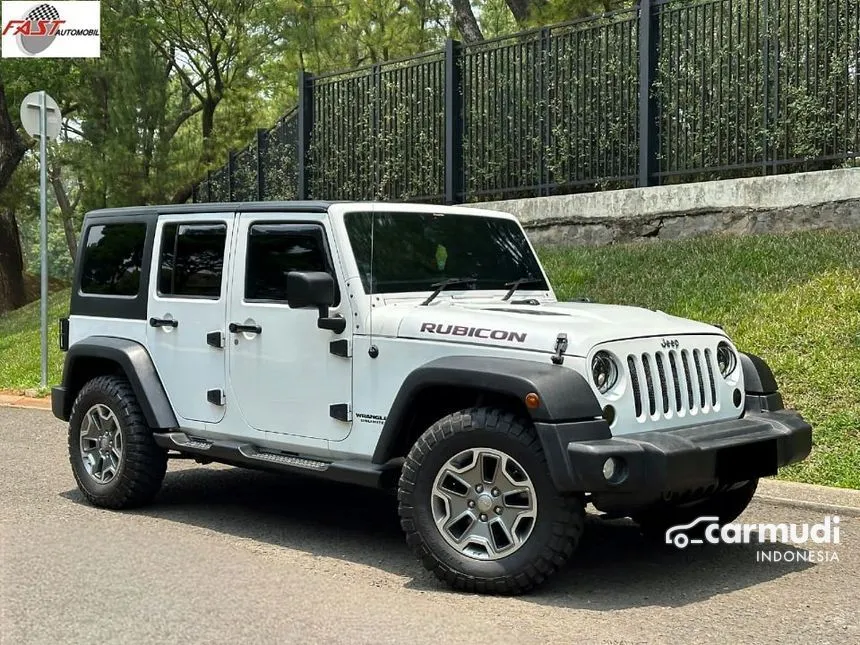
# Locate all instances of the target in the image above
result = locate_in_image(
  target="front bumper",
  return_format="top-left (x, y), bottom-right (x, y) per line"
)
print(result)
top-left (565, 409), bottom-right (811, 498)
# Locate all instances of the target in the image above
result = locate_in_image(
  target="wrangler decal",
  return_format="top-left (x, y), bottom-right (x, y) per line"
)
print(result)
top-left (419, 322), bottom-right (527, 343)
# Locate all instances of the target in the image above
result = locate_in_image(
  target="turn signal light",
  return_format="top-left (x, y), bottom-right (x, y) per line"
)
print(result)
top-left (524, 392), bottom-right (540, 409)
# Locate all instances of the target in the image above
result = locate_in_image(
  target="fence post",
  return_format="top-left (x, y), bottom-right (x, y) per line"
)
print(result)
top-left (444, 38), bottom-right (464, 204)
top-left (297, 70), bottom-right (315, 200)
top-left (256, 128), bottom-right (267, 200)
top-left (207, 169), bottom-right (212, 202)
top-left (191, 183), bottom-right (198, 203)
top-left (540, 27), bottom-right (551, 196)
top-left (372, 63), bottom-right (382, 199)
top-left (227, 150), bottom-right (236, 201)
top-left (638, 0), bottom-right (659, 187)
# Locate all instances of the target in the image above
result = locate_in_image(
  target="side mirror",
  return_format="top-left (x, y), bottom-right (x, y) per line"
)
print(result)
top-left (286, 271), bottom-right (335, 309)
top-left (286, 271), bottom-right (345, 334)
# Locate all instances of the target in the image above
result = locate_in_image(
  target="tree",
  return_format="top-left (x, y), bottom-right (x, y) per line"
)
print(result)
top-left (146, 0), bottom-right (270, 202)
top-left (0, 74), bottom-right (30, 314)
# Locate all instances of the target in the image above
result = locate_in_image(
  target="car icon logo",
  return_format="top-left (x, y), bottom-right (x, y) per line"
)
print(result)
top-left (660, 338), bottom-right (680, 349)
top-left (665, 516), bottom-right (720, 549)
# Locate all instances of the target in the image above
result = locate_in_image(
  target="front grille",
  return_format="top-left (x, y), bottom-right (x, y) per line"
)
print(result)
top-left (627, 348), bottom-right (720, 419)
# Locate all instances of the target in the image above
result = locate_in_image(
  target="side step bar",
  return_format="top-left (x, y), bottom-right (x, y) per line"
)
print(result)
top-left (153, 432), bottom-right (402, 489)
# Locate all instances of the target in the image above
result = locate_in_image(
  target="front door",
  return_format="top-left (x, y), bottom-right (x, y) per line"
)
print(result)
top-left (146, 214), bottom-right (233, 424)
top-left (226, 215), bottom-right (353, 442)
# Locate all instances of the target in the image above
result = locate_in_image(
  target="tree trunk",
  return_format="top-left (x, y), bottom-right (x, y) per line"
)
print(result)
top-left (0, 208), bottom-right (26, 314)
top-left (0, 75), bottom-right (28, 191)
top-left (505, 0), bottom-right (545, 25)
top-left (201, 98), bottom-right (217, 165)
top-left (0, 74), bottom-right (29, 314)
top-left (452, 0), bottom-right (484, 43)
top-left (49, 164), bottom-right (79, 260)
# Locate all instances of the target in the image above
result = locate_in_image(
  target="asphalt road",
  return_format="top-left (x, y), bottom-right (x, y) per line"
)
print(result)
top-left (1, 407), bottom-right (857, 645)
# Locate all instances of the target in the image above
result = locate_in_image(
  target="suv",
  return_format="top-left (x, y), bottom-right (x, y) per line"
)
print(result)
top-left (52, 201), bottom-right (812, 594)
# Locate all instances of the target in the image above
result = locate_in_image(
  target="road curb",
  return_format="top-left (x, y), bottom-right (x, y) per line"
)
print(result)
top-left (0, 394), bottom-right (50, 410)
top-left (757, 479), bottom-right (860, 517)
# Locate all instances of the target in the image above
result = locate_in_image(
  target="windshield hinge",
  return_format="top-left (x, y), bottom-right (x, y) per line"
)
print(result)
top-left (551, 333), bottom-right (568, 365)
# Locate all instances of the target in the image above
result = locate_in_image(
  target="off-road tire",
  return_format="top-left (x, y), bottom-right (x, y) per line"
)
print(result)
top-left (635, 478), bottom-right (759, 541)
top-left (68, 375), bottom-right (167, 509)
top-left (397, 407), bottom-right (585, 595)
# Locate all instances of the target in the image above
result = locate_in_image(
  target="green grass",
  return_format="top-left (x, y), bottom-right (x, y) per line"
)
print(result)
top-left (0, 289), bottom-right (69, 396)
top-left (1, 230), bottom-right (858, 488)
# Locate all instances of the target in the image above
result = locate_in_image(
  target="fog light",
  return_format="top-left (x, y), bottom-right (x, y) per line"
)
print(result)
top-left (602, 457), bottom-right (625, 484)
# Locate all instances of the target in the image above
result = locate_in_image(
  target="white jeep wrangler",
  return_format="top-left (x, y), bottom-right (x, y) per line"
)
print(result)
top-left (53, 201), bottom-right (812, 594)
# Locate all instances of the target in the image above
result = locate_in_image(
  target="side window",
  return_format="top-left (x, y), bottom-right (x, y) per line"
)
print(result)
top-left (244, 223), bottom-right (338, 304)
top-left (80, 223), bottom-right (147, 296)
top-left (158, 222), bottom-right (227, 299)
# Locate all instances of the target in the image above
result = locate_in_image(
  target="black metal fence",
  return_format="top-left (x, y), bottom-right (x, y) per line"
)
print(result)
top-left (193, 0), bottom-right (860, 205)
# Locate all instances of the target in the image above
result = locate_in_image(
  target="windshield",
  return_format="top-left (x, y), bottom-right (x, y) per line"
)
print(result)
top-left (344, 211), bottom-right (548, 295)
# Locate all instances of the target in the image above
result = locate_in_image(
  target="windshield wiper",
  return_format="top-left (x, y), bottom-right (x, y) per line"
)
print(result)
top-left (421, 277), bottom-right (477, 306)
top-left (502, 276), bottom-right (544, 301)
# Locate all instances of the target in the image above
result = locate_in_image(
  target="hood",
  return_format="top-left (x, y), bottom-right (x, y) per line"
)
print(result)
top-left (368, 298), bottom-right (726, 357)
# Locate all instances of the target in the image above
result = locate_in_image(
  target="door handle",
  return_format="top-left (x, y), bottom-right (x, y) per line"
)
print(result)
top-left (150, 317), bottom-right (178, 328)
top-left (229, 322), bottom-right (262, 335)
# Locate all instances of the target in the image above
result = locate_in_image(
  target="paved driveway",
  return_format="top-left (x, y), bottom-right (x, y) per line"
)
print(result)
top-left (1, 408), bottom-right (857, 644)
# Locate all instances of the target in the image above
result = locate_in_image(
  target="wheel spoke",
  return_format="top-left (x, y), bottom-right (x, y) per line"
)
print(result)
top-left (502, 487), bottom-right (534, 511)
top-left (488, 517), bottom-right (516, 553)
top-left (437, 470), bottom-right (471, 497)
top-left (444, 510), bottom-right (478, 542)
top-left (479, 452), bottom-right (499, 484)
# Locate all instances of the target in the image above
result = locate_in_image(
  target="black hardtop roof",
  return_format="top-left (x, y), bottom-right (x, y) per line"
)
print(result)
top-left (84, 200), bottom-right (336, 219)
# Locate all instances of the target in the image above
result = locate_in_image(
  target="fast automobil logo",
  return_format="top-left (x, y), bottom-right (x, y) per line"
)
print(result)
top-left (1, 1), bottom-right (100, 58)
top-left (4, 3), bottom-right (63, 54)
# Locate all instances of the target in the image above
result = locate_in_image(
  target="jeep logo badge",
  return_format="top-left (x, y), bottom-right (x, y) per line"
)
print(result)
top-left (661, 338), bottom-right (680, 349)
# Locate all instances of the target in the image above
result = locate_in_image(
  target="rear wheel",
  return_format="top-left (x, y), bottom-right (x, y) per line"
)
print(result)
top-left (397, 407), bottom-right (584, 595)
top-left (634, 479), bottom-right (759, 541)
top-left (68, 375), bottom-right (167, 509)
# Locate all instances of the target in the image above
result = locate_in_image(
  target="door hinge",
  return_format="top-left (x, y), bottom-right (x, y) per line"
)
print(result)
top-left (329, 403), bottom-right (351, 422)
top-left (329, 339), bottom-right (352, 358)
top-left (207, 389), bottom-right (226, 406)
top-left (206, 331), bottom-right (224, 348)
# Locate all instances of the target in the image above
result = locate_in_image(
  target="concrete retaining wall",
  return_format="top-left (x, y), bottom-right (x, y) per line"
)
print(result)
top-left (473, 168), bottom-right (860, 246)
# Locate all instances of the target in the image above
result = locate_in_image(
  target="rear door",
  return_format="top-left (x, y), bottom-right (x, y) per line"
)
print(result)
top-left (146, 214), bottom-right (233, 424)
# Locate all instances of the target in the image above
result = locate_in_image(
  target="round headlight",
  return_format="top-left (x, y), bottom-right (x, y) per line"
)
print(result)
top-left (591, 351), bottom-right (619, 394)
top-left (717, 341), bottom-right (737, 378)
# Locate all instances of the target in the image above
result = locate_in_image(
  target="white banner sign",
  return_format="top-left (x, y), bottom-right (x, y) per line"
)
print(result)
top-left (1, 1), bottom-right (100, 58)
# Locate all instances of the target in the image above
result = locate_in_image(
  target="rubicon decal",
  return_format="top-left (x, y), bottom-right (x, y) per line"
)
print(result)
top-left (420, 322), bottom-right (527, 343)
top-left (2, 1), bottom-right (100, 58)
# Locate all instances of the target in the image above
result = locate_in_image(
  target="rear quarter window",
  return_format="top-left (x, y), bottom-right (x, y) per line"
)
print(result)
top-left (79, 223), bottom-right (147, 296)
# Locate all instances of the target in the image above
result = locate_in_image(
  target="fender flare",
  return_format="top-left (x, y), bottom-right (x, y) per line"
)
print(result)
top-left (56, 336), bottom-right (178, 429)
top-left (740, 352), bottom-right (784, 413)
top-left (371, 355), bottom-right (604, 464)
top-left (739, 352), bottom-right (779, 394)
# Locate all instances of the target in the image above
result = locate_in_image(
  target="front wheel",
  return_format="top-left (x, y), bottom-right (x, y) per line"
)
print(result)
top-left (397, 407), bottom-right (584, 595)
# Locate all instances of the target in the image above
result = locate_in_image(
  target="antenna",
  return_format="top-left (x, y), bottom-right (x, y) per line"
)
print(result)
top-left (368, 205), bottom-right (378, 358)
